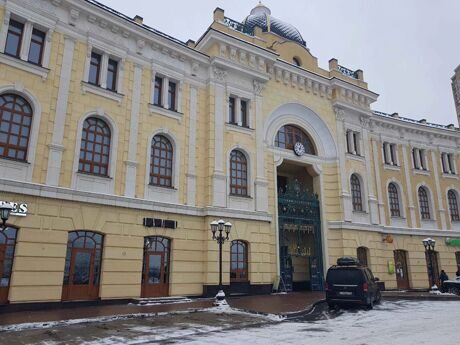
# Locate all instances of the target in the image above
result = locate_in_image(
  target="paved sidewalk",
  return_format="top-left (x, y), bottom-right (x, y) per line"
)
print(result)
top-left (383, 290), bottom-right (460, 300)
top-left (0, 292), bottom-right (325, 326)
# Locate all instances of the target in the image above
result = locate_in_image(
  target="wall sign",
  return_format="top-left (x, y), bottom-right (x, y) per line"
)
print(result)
top-left (446, 238), bottom-right (460, 247)
top-left (0, 201), bottom-right (28, 217)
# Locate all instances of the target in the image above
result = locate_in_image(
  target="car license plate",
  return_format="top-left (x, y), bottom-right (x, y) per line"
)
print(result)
top-left (339, 291), bottom-right (352, 296)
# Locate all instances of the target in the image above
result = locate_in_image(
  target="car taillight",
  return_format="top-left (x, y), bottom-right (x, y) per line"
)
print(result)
top-left (363, 282), bottom-right (368, 292)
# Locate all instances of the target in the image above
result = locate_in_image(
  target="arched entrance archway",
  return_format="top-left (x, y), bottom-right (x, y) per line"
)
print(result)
top-left (0, 227), bottom-right (17, 304)
top-left (62, 231), bottom-right (104, 301)
top-left (141, 236), bottom-right (171, 297)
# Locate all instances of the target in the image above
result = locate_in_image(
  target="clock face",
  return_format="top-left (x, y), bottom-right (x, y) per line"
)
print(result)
top-left (294, 142), bottom-right (305, 156)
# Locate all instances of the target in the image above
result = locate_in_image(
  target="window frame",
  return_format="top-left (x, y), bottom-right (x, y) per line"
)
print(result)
top-left (78, 117), bottom-right (111, 177)
top-left (4, 19), bottom-right (24, 58)
top-left (230, 240), bottom-right (249, 282)
top-left (168, 80), bottom-right (177, 111)
top-left (106, 58), bottom-right (118, 92)
top-left (418, 186), bottom-right (431, 220)
top-left (0, 93), bottom-right (33, 162)
top-left (230, 150), bottom-right (248, 197)
top-left (153, 76), bottom-right (163, 106)
top-left (388, 182), bottom-right (401, 217)
top-left (228, 96), bottom-right (236, 124)
top-left (27, 27), bottom-right (46, 66)
top-left (88, 51), bottom-right (102, 86)
top-left (275, 125), bottom-right (316, 155)
top-left (150, 135), bottom-right (174, 188)
top-left (448, 190), bottom-right (460, 222)
top-left (351, 174), bottom-right (363, 212)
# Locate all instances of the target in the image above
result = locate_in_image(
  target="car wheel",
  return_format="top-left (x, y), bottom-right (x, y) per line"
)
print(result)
top-left (448, 287), bottom-right (460, 295)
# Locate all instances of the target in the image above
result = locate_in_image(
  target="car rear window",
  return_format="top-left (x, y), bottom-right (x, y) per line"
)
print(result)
top-left (327, 268), bottom-right (364, 284)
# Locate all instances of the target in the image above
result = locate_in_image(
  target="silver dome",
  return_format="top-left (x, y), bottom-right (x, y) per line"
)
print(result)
top-left (242, 3), bottom-right (306, 46)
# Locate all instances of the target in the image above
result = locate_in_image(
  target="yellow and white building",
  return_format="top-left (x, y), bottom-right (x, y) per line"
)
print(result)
top-left (0, 0), bottom-right (459, 305)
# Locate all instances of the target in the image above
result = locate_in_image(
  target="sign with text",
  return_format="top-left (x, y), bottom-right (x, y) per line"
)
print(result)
top-left (0, 201), bottom-right (28, 217)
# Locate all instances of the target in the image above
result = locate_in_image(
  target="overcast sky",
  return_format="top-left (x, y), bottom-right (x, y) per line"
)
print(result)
top-left (102, 0), bottom-right (460, 125)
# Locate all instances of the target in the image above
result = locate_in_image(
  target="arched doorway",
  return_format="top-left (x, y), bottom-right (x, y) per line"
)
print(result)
top-left (62, 231), bottom-right (104, 301)
top-left (394, 250), bottom-right (410, 289)
top-left (0, 227), bottom-right (17, 304)
top-left (230, 240), bottom-right (249, 294)
top-left (141, 236), bottom-right (171, 297)
top-left (357, 247), bottom-right (369, 267)
top-left (276, 125), bottom-right (323, 292)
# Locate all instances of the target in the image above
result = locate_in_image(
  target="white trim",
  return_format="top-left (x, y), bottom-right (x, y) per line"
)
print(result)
top-left (71, 111), bottom-right (119, 194)
top-left (264, 103), bottom-right (337, 159)
top-left (446, 187), bottom-right (460, 230)
top-left (81, 82), bottom-right (124, 103)
top-left (148, 104), bottom-right (183, 122)
top-left (0, 85), bottom-right (42, 182)
top-left (0, 53), bottom-right (49, 80)
top-left (0, 178), bottom-right (272, 222)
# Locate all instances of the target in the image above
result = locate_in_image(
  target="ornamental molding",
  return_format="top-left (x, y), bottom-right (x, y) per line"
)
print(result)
top-left (253, 80), bottom-right (265, 96)
top-left (333, 107), bottom-right (345, 121)
top-left (213, 67), bottom-right (228, 82)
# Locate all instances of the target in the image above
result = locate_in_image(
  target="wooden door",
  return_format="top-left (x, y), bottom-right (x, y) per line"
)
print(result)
top-left (141, 251), bottom-right (168, 297)
top-left (62, 248), bottom-right (98, 301)
top-left (0, 245), bottom-right (7, 304)
top-left (456, 252), bottom-right (460, 275)
top-left (394, 250), bottom-right (410, 289)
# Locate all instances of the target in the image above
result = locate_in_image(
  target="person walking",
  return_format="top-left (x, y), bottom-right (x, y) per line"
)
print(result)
top-left (439, 270), bottom-right (449, 292)
top-left (456, 269), bottom-right (460, 277)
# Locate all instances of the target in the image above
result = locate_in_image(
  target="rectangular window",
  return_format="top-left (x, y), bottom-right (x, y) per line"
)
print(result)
top-left (448, 153), bottom-right (455, 174)
top-left (442, 153), bottom-right (448, 173)
top-left (5, 19), bottom-right (24, 58)
top-left (390, 144), bottom-right (397, 166)
top-left (419, 150), bottom-right (426, 170)
top-left (106, 58), bottom-right (118, 92)
top-left (88, 52), bottom-right (102, 86)
top-left (412, 149), bottom-right (418, 169)
top-left (383, 143), bottom-right (389, 164)
top-left (353, 132), bottom-right (360, 155)
top-left (229, 97), bottom-right (236, 124)
top-left (168, 81), bottom-right (176, 111)
top-left (346, 131), bottom-right (351, 153)
top-left (153, 76), bottom-right (163, 106)
top-left (28, 28), bottom-right (46, 65)
top-left (241, 100), bottom-right (248, 127)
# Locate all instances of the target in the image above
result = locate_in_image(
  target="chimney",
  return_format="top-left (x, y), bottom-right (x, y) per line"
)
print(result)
top-left (391, 112), bottom-right (399, 118)
top-left (186, 39), bottom-right (196, 48)
top-left (134, 15), bottom-right (143, 25)
top-left (213, 7), bottom-right (225, 22)
top-left (419, 119), bottom-right (427, 124)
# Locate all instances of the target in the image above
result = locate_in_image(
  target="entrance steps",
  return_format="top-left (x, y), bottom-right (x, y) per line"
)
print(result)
top-left (131, 296), bottom-right (192, 306)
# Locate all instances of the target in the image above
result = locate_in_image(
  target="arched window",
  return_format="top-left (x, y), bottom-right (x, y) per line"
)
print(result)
top-left (388, 183), bottom-right (401, 217)
top-left (79, 117), bottom-right (111, 176)
top-left (0, 227), bottom-right (17, 304)
top-left (62, 231), bottom-right (103, 301)
top-left (230, 240), bottom-right (248, 282)
top-left (448, 190), bottom-right (460, 222)
top-left (275, 125), bottom-right (315, 155)
top-left (293, 57), bottom-right (302, 67)
top-left (0, 94), bottom-right (33, 161)
top-left (351, 174), bottom-right (363, 211)
top-left (357, 246), bottom-right (369, 267)
top-left (230, 150), bottom-right (248, 196)
top-left (418, 187), bottom-right (431, 220)
top-left (150, 135), bottom-right (173, 187)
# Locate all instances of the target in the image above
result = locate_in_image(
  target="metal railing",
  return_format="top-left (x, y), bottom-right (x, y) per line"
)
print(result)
top-left (373, 111), bottom-right (457, 130)
top-left (223, 17), bottom-right (254, 36)
top-left (337, 65), bottom-right (358, 79)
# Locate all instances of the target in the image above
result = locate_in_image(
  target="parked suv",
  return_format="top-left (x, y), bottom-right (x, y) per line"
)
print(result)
top-left (326, 257), bottom-right (381, 309)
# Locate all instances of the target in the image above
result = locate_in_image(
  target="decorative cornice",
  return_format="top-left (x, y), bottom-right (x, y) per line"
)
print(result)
top-left (213, 67), bottom-right (227, 82)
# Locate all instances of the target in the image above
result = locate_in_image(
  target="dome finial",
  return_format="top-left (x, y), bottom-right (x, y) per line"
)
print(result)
top-left (250, 2), bottom-right (271, 16)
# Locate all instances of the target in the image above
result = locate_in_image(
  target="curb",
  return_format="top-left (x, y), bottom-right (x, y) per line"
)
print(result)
top-left (382, 295), bottom-right (460, 301)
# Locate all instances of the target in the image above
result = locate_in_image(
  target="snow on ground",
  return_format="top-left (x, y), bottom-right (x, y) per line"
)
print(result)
top-left (181, 301), bottom-right (460, 345)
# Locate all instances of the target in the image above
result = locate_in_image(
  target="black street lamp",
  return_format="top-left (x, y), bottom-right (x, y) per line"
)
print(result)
top-left (422, 238), bottom-right (436, 290)
top-left (0, 202), bottom-right (13, 231)
top-left (210, 219), bottom-right (232, 306)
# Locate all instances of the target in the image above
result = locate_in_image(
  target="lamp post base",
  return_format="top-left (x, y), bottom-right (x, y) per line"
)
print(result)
top-left (213, 289), bottom-right (227, 306)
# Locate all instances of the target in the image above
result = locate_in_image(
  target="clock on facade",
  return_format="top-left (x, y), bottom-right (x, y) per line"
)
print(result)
top-left (294, 142), bottom-right (305, 156)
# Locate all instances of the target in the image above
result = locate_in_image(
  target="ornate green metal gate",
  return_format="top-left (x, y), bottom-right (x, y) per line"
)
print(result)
top-left (278, 180), bottom-right (324, 291)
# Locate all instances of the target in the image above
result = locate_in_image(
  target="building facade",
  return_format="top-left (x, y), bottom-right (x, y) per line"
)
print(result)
top-left (0, 0), bottom-right (459, 305)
